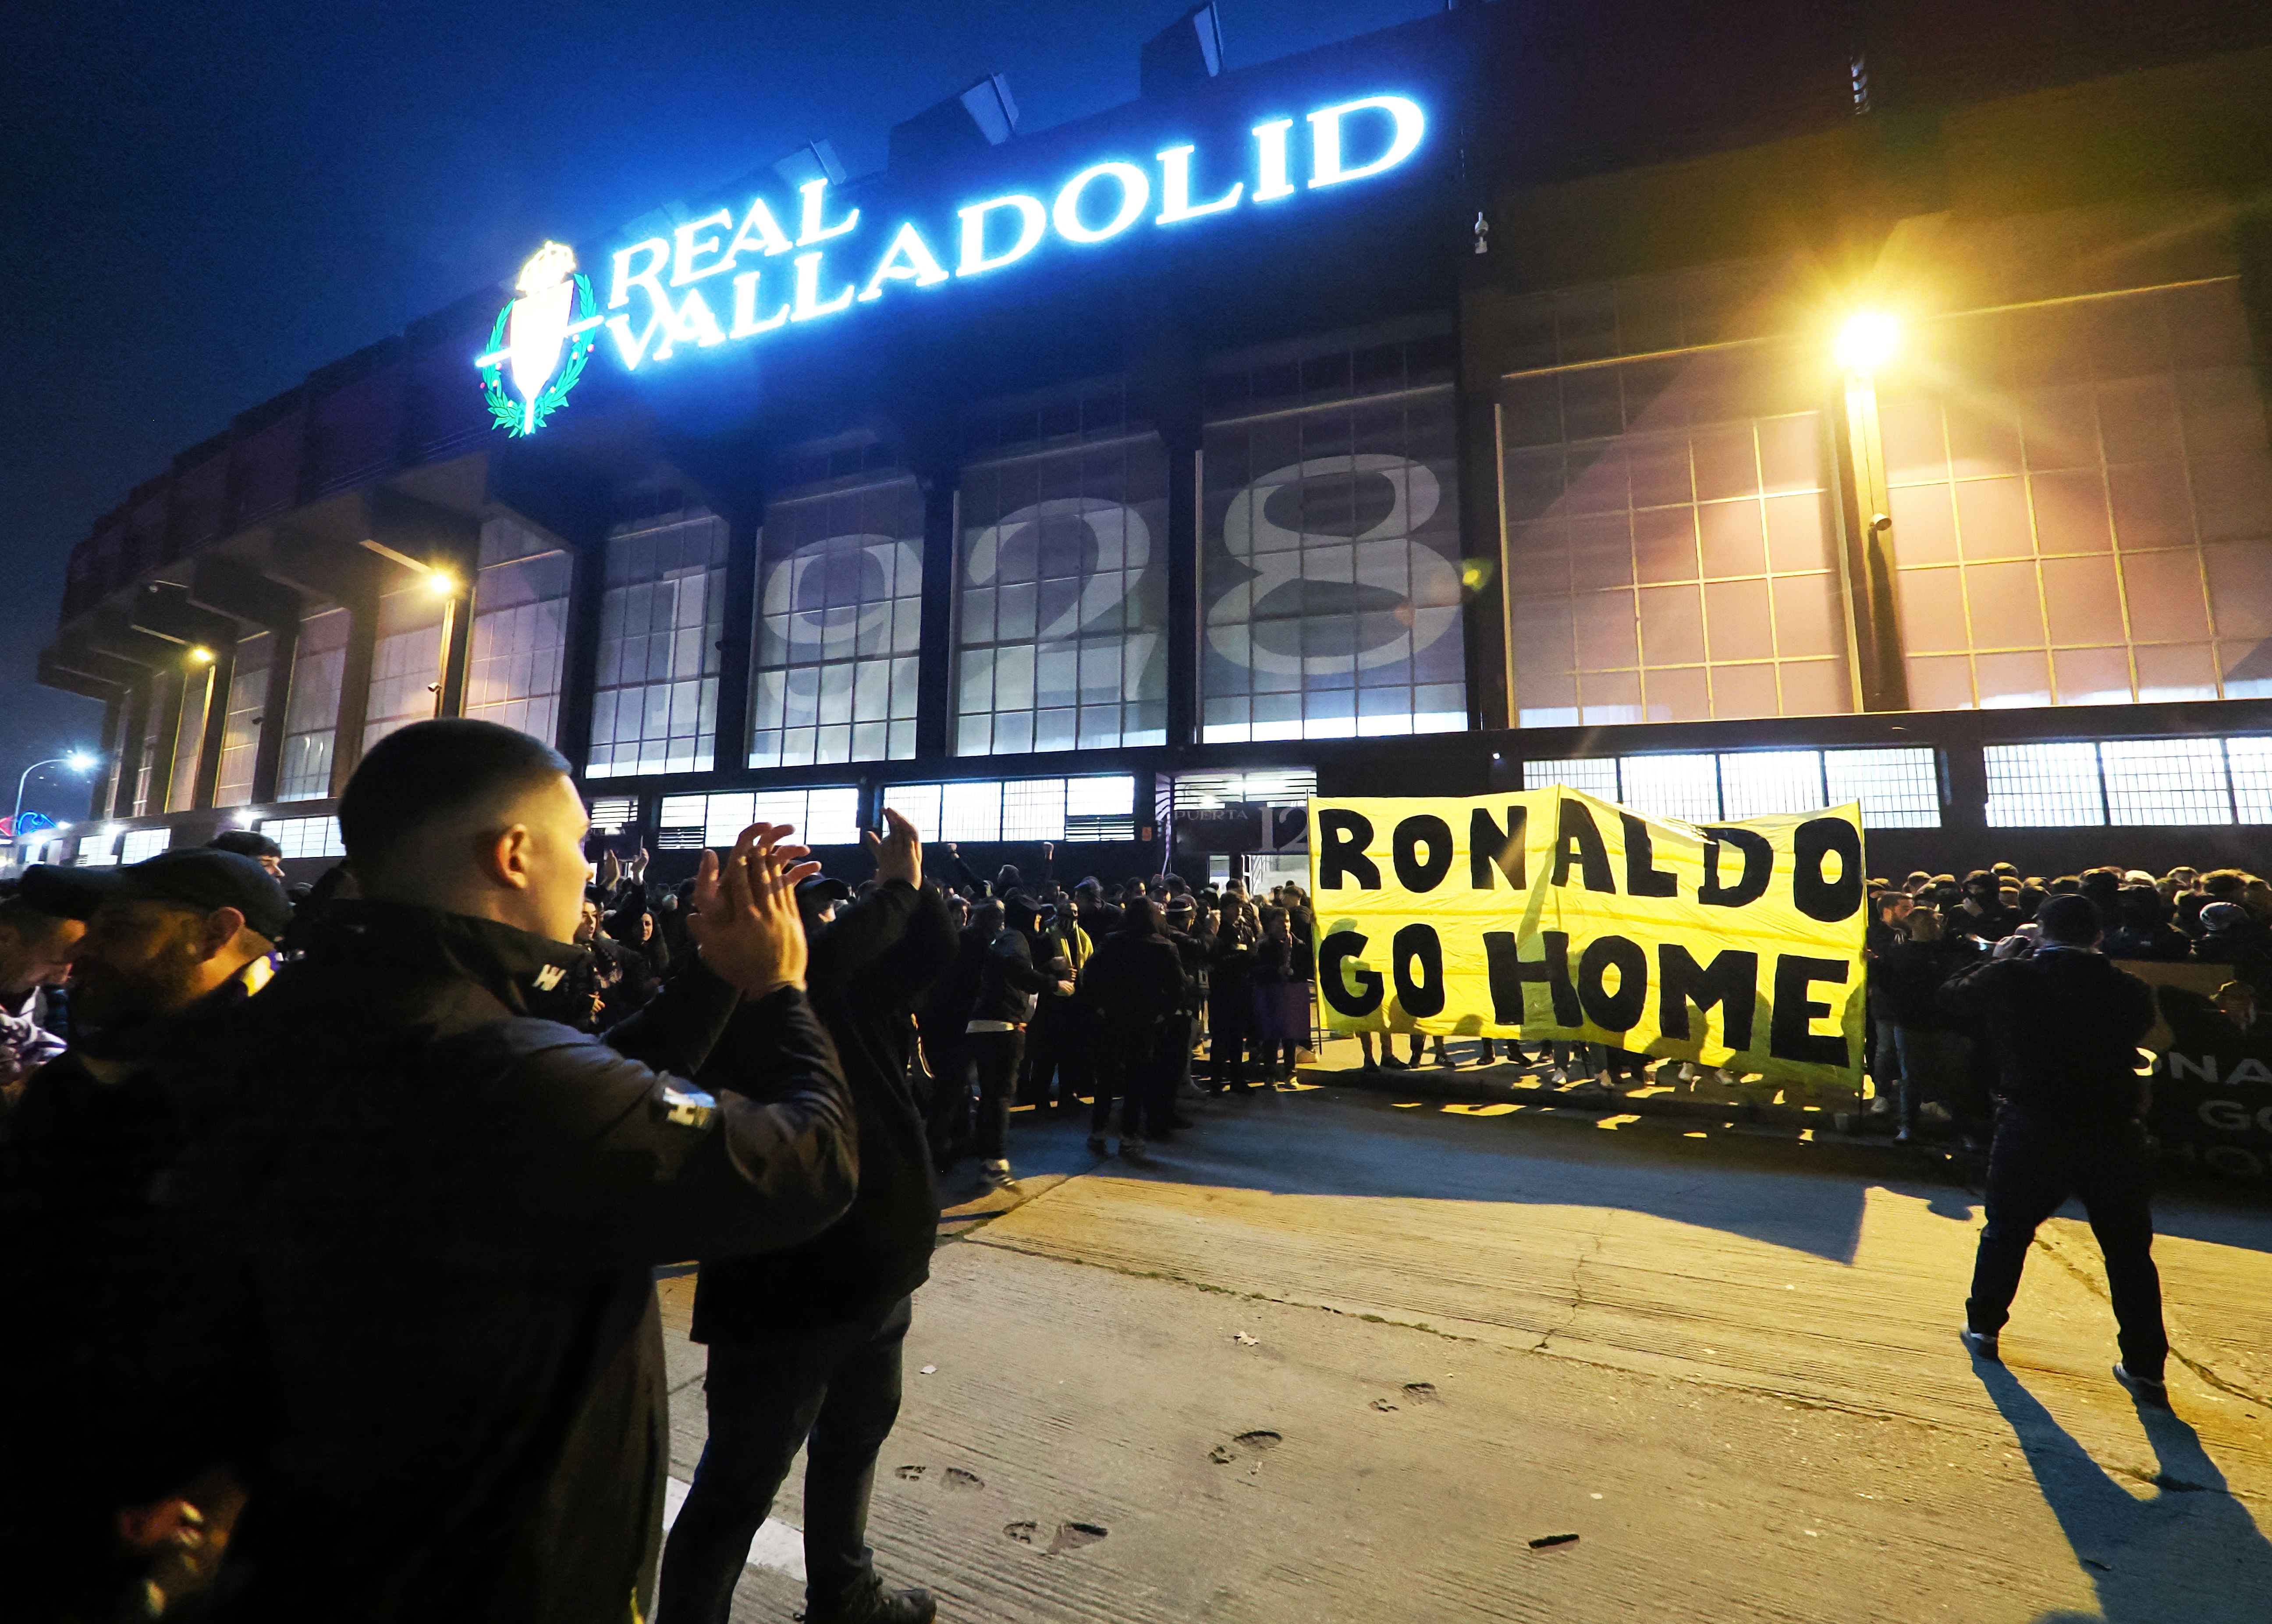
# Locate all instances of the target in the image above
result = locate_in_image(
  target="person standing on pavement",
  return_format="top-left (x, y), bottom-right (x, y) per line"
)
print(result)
top-left (1160, 897), bottom-right (1209, 1114)
top-left (1207, 898), bottom-right (1257, 1094)
top-left (1942, 894), bottom-right (2170, 1406)
top-left (1082, 899), bottom-right (1189, 1158)
top-left (0, 852), bottom-right (289, 1618)
top-left (965, 895), bottom-right (1065, 1187)
top-left (177, 719), bottom-right (859, 1624)
top-left (661, 811), bottom-right (954, 1624)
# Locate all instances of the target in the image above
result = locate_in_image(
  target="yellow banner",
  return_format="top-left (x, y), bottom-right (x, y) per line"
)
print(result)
top-left (1307, 789), bottom-right (1868, 1087)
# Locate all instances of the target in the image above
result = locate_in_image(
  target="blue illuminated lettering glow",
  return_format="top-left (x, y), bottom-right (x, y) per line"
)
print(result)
top-left (1251, 119), bottom-right (1296, 202)
top-left (1052, 161), bottom-right (1151, 245)
top-left (859, 222), bottom-right (951, 302)
top-left (491, 90), bottom-right (1429, 421)
top-left (797, 179), bottom-right (859, 246)
top-left (791, 250), bottom-right (855, 320)
top-left (731, 269), bottom-right (790, 336)
top-left (671, 209), bottom-right (734, 286)
top-left (1307, 95), bottom-right (1425, 188)
top-left (958, 195), bottom-right (1047, 276)
top-left (1155, 144), bottom-right (1243, 224)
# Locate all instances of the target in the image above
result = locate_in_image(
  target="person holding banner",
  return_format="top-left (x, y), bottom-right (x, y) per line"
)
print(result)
top-left (1944, 896), bottom-right (2170, 1407)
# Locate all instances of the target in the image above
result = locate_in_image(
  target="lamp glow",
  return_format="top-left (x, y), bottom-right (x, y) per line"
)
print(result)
top-left (66, 753), bottom-right (96, 773)
top-left (429, 572), bottom-right (456, 596)
top-left (187, 645), bottom-right (214, 665)
top-left (1837, 312), bottom-right (1899, 371)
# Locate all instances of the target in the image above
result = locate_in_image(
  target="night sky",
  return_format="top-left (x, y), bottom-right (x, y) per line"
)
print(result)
top-left (0, 0), bottom-right (1434, 824)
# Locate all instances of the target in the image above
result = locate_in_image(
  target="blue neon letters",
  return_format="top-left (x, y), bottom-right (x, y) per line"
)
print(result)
top-left (594, 93), bottom-right (1424, 374)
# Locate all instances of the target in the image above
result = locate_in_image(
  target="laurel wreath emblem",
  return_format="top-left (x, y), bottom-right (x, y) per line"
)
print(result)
top-left (480, 272), bottom-right (598, 437)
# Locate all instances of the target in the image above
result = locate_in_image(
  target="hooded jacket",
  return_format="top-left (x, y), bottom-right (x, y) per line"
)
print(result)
top-left (178, 901), bottom-right (856, 1624)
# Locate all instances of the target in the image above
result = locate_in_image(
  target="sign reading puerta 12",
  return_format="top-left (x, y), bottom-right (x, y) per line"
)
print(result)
top-left (476, 93), bottom-right (1428, 435)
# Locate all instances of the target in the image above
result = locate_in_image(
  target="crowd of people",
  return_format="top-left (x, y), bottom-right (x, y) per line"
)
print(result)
top-left (2, 728), bottom-right (2261, 1620)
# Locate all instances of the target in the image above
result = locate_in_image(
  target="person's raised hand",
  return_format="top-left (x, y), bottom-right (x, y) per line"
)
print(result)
top-left (863, 807), bottom-right (922, 889)
top-left (631, 842), bottom-right (650, 880)
top-left (599, 848), bottom-right (621, 889)
top-left (685, 823), bottom-right (820, 995)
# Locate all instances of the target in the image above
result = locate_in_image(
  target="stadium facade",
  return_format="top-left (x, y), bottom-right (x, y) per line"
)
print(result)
top-left (30, 0), bottom-right (2272, 882)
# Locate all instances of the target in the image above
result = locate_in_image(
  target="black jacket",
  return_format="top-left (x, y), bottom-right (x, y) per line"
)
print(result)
top-left (1937, 945), bottom-right (2156, 1130)
top-left (181, 902), bottom-right (856, 1624)
top-left (968, 927), bottom-right (1056, 1026)
top-left (693, 880), bottom-right (955, 1340)
top-left (1083, 928), bottom-right (1189, 1034)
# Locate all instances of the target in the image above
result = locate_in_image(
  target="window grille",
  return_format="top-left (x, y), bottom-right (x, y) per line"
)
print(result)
top-left (260, 816), bottom-right (345, 860)
top-left (1984, 743), bottom-right (2105, 828)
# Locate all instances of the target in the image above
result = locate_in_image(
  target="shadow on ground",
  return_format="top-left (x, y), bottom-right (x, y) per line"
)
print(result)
top-left (1976, 1362), bottom-right (2272, 1622)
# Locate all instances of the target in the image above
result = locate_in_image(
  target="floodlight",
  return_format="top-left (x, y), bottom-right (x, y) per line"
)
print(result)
top-left (1836, 312), bottom-right (1899, 372)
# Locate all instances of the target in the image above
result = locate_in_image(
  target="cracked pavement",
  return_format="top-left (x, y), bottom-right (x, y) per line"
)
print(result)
top-left (660, 1084), bottom-right (2272, 1623)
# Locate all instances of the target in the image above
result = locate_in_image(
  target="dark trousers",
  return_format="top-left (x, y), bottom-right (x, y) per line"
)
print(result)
top-left (966, 1029), bottom-right (1023, 1160)
top-left (1209, 992), bottom-right (1251, 1090)
top-left (921, 1037), bottom-right (969, 1163)
top-left (1157, 1013), bottom-right (1196, 1122)
top-left (1091, 1023), bottom-right (1159, 1137)
top-left (657, 1296), bottom-right (914, 1624)
top-left (1965, 1111), bottom-right (2168, 1382)
top-left (1021, 999), bottom-right (1093, 1108)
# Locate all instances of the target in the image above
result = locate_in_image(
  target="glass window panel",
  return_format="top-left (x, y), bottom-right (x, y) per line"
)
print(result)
top-left (751, 474), bottom-right (924, 767)
top-left (214, 633), bottom-right (270, 810)
top-left (885, 783), bottom-right (944, 842)
top-left (466, 542), bottom-right (572, 745)
top-left (958, 409), bottom-right (1167, 755)
top-left (1984, 743), bottom-right (2105, 827)
top-left (2227, 738), bottom-right (2272, 824)
top-left (119, 827), bottom-right (172, 864)
top-left (258, 815), bottom-right (345, 860)
top-left (2100, 739), bottom-right (2233, 826)
top-left (1204, 338), bottom-right (1463, 743)
top-left (589, 512), bottom-right (727, 779)
top-left (1716, 750), bottom-right (1825, 817)
top-left (941, 780), bottom-right (1001, 841)
top-left (1521, 758), bottom-right (1619, 799)
top-left (1618, 753), bottom-right (1722, 822)
top-left (1822, 747), bottom-right (1942, 828)
top-left (1000, 778), bottom-right (1065, 840)
top-left (1498, 296), bottom-right (1841, 725)
top-left (278, 607), bottom-right (350, 802)
top-left (168, 665), bottom-right (217, 813)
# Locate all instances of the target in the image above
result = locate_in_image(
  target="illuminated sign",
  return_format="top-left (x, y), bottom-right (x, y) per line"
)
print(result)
top-left (478, 242), bottom-right (603, 436)
top-left (476, 93), bottom-right (1427, 433)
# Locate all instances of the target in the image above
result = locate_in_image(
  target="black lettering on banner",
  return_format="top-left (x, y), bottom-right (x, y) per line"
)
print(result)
top-left (1551, 798), bottom-right (1615, 893)
top-left (1392, 923), bottom-right (1445, 1018)
top-left (1619, 813), bottom-right (1678, 899)
top-left (1793, 817), bottom-right (1863, 922)
top-left (1392, 814), bottom-right (1455, 894)
top-left (1770, 954), bottom-right (1851, 1065)
top-left (1470, 806), bottom-right (1526, 890)
top-left (1484, 929), bottom-right (1581, 1027)
top-left (1319, 930), bottom-right (1384, 1016)
top-left (1317, 810), bottom-right (1380, 891)
top-left (1657, 944), bottom-right (1759, 1051)
top-left (1698, 828), bottom-right (1773, 908)
top-left (1577, 935), bottom-right (1649, 1032)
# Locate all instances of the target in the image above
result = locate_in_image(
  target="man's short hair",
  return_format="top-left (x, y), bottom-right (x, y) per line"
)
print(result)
top-left (207, 828), bottom-right (284, 861)
top-left (2036, 894), bottom-right (2102, 945)
top-left (339, 719), bottom-right (573, 873)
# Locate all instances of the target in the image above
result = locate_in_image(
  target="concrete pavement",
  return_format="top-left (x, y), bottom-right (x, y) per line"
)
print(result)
top-left (659, 1082), bottom-right (2272, 1624)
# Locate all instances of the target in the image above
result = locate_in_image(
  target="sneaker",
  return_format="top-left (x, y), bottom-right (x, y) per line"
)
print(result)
top-left (1960, 1328), bottom-right (2001, 1362)
top-left (2113, 1364), bottom-right (2172, 1409)
top-left (1085, 1134), bottom-right (1108, 1156)
top-left (802, 1578), bottom-right (937, 1624)
top-left (982, 1159), bottom-right (1018, 1189)
top-left (1119, 1133), bottom-right (1147, 1158)
top-left (1383, 1055), bottom-right (1407, 1071)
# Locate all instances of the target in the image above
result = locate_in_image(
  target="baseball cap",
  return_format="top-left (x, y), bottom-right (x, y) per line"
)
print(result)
top-left (2200, 902), bottom-right (2249, 931)
top-left (21, 850), bottom-right (292, 942)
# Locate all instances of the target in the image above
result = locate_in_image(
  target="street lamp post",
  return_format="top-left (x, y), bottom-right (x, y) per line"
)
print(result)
top-left (9, 752), bottom-right (97, 858)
